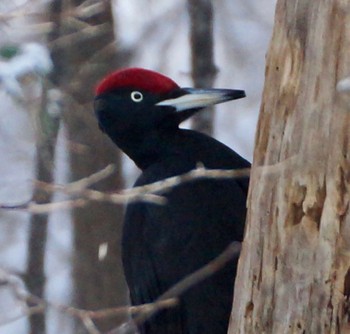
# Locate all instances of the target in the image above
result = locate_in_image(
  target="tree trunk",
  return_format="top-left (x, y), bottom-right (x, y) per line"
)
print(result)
top-left (187, 0), bottom-right (217, 135)
top-left (24, 4), bottom-right (64, 332)
top-left (26, 83), bottom-right (59, 334)
top-left (230, 1), bottom-right (350, 333)
top-left (48, 0), bottom-right (128, 331)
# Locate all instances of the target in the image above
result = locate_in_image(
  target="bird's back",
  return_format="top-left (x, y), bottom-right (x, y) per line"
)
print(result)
top-left (122, 129), bottom-right (250, 333)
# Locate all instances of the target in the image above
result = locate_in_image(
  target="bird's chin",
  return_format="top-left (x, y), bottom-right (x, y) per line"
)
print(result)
top-left (176, 108), bottom-right (202, 124)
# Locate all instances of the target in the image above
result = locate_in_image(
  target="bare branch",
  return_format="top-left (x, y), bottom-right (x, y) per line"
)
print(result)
top-left (0, 267), bottom-right (176, 333)
top-left (109, 241), bottom-right (242, 334)
top-left (0, 239), bottom-right (240, 333)
top-left (0, 199), bottom-right (86, 214)
top-left (34, 163), bottom-right (162, 204)
top-left (123, 165), bottom-right (250, 196)
top-left (0, 165), bottom-right (250, 213)
top-left (35, 183), bottom-right (166, 206)
top-left (75, 2), bottom-right (106, 19)
top-left (49, 23), bottom-right (111, 50)
top-left (38, 164), bottom-right (249, 206)
top-left (80, 315), bottom-right (101, 334)
top-left (36, 163), bottom-right (115, 193)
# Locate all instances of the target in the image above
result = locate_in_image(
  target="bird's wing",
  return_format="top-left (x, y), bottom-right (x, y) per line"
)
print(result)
top-left (144, 177), bottom-right (246, 283)
top-left (123, 172), bottom-right (247, 333)
top-left (122, 201), bottom-right (186, 334)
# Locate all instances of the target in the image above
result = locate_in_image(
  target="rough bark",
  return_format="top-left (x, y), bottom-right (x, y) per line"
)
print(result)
top-left (230, 1), bottom-right (350, 333)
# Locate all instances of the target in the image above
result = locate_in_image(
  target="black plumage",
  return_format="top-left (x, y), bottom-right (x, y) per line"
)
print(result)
top-left (94, 68), bottom-right (250, 334)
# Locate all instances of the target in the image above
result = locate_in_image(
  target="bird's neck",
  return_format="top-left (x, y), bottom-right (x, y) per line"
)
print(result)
top-left (111, 127), bottom-right (183, 170)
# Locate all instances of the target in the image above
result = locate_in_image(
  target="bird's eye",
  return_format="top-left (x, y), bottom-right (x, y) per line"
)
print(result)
top-left (131, 91), bottom-right (143, 102)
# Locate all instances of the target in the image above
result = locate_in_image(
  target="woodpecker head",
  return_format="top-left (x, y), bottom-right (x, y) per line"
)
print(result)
top-left (94, 68), bottom-right (245, 138)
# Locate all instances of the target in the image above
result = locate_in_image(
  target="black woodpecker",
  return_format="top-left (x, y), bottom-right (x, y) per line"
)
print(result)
top-left (94, 68), bottom-right (250, 334)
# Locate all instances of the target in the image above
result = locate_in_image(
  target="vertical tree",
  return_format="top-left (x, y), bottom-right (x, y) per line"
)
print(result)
top-left (187, 0), bottom-right (216, 135)
top-left (25, 4), bottom-right (65, 334)
top-left (26, 87), bottom-right (60, 334)
top-left (230, 0), bottom-right (350, 333)
top-left (48, 0), bottom-right (128, 331)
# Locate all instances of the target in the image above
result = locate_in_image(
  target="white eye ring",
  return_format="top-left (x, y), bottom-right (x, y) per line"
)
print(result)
top-left (131, 91), bottom-right (143, 102)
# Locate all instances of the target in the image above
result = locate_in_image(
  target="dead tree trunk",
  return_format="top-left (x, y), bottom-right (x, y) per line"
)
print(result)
top-left (230, 1), bottom-right (350, 333)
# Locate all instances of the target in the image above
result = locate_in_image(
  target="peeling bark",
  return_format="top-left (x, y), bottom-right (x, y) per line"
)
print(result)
top-left (230, 1), bottom-right (350, 333)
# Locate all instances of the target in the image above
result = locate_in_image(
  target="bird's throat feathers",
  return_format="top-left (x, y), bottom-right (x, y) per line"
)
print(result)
top-left (109, 127), bottom-right (174, 170)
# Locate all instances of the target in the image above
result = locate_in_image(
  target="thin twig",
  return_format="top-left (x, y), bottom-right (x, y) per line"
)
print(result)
top-left (35, 163), bottom-right (165, 204)
top-left (123, 165), bottom-right (250, 196)
top-left (0, 240), bottom-right (240, 333)
top-left (80, 315), bottom-right (101, 334)
top-left (35, 164), bottom-right (249, 207)
top-left (36, 163), bottom-right (115, 193)
top-left (109, 241), bottom-right (242, 334)
top-left (0, 165), bottom-right (250, 212)
top-left (0, 267), bottom-right (177, 333)
top-left (0, 199), bottom-right (86, 214)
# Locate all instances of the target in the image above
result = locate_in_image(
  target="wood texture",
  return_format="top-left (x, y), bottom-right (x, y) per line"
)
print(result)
top-left (230, 1), bottom-right (350, 333)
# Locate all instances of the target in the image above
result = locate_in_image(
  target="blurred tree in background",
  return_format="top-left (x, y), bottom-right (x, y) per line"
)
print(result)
top-left (47, 0), bottom-right (127, 332)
